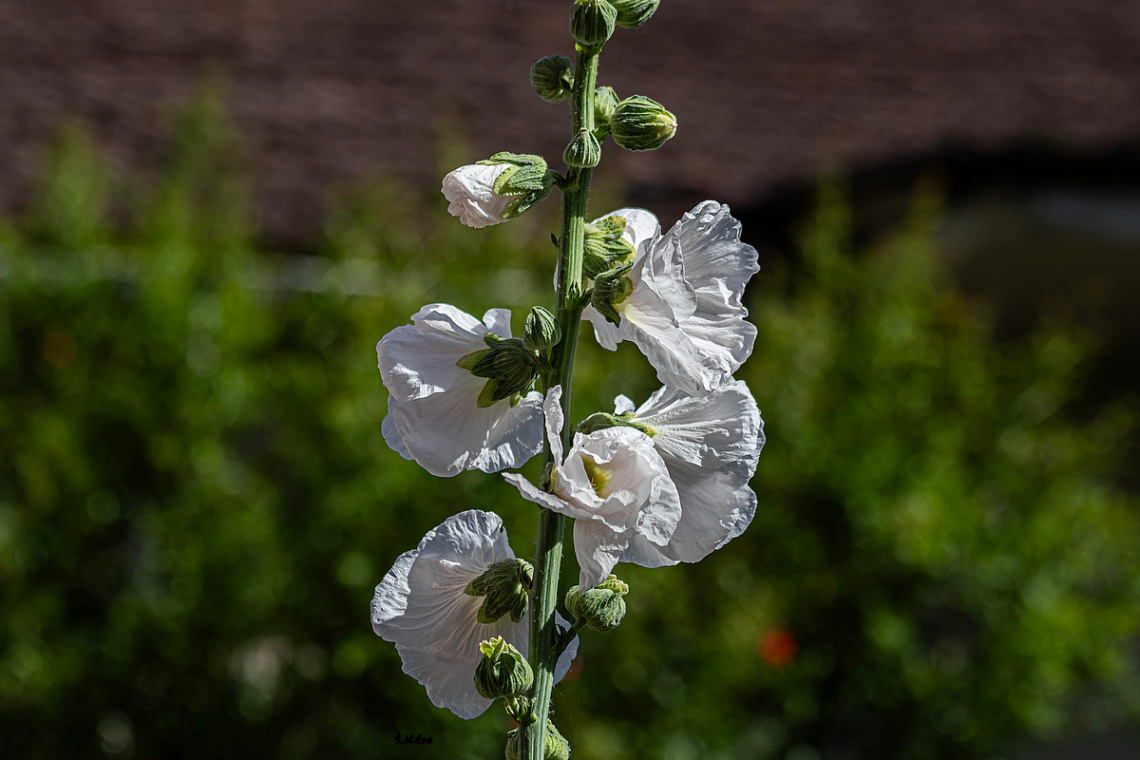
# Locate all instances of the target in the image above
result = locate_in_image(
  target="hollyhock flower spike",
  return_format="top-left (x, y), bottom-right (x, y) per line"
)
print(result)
top-left (371, 510), bottom-right (578, 719)
top-left (378, 304), bottom-right (544, 478)
top-left (504, 386), bottom-right (682, 590)
top-left (588, 380), bottom-right (764, 567)
top-left (586, 201), bottom-right (760, 396)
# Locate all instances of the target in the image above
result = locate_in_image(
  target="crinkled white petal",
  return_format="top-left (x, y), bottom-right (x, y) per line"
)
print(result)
top-left (441, 163), bottom-right (513, 228)
top-left (371, 510), bottom-right (578, 719)
top-left (585, 202), bottom-right (760, 395)
top-left (617, 381), bottom-right (764, 566)
top-left (378, 305), bottom-right (544, 477)
top-left (504, 424), bottom-right (681, 590)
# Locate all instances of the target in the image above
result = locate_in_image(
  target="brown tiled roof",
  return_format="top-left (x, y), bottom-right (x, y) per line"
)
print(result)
top-left (2, 0), bottom-right (1139, 241)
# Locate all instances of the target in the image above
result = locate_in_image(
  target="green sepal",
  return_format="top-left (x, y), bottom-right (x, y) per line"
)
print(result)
top-left (577, 411), bottom-right (657, 437)
top-left (583, 216), bottom-right (636, 279)
top-left (591, 262), bottom-right (634, 326)
top-left (456, 348), bottom-right (492, 372)
top-left (465, 558), bottom-right (534, 624)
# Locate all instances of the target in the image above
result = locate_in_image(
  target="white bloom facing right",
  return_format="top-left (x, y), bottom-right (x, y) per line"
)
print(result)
top-left (378, 304), bottom-right (544, 478)
top-left (504, 387), bottom-right (682, 590)
top-left (586, 201), bottom-right (760, 396)
top-left (613, 380), bottom-right (764, 566)
top-left (371, 510), bottom-right (578, 720)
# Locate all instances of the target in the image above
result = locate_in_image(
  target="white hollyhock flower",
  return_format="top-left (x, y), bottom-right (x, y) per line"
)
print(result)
top-left (378, 304), bottom-right (544, 477)
top-left (610, 380), bottom-right (764, 566)
top-left (504, 387), bottom-right (682, 590)
top-left (371, 509), bottom-right (579, 720)
top-left (585, 201), bottom-right (760, 395)
top-left (442, 163), bottom-right (515, 228)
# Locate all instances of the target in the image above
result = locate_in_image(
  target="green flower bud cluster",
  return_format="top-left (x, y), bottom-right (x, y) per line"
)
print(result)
top-left (478, 152), bottom-right (555, 220)
top-left (590, 262), bottom-right (634, 327)
top-left (506, 720), bottom-right (571, 760)
top-left (464, 558), bottom-right (534, 624)
top-left (565, 574), bottom-right (629, 632)
top-left (531, 55), bottom-right (575, 104)
top-left (582, 215), bottom-right (636, 279)
top-left (474, 637), bottom-right (534, 700)
top-left (457, 333), bottom-right (540, 408)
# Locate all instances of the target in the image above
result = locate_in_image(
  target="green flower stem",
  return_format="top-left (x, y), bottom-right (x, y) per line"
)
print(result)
top-left (522, 42), bottom-right (602, 760)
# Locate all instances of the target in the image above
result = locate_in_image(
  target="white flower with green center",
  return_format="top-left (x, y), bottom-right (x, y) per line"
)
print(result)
top-left (371, 510), bottom-right (579, 720)
top-left (585, 201), bottom-right (760, 396)
top-left (605, 380), bottom-right (764, 566)
top-left (378, 304), bottom-right (544, 477)
top-left (442, 153), bottom-right (553, 228)
top-left (504, 386), bottom-right (682, 590)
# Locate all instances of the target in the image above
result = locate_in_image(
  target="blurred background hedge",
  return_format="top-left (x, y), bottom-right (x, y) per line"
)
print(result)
top-left (1, 96), bottom-right (1138, 760)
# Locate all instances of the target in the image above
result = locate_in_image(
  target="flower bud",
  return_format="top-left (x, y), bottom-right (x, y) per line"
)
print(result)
top-left (563, 128), bottom-right (601, 169)
top-left (566, 574), bottom-right (628, 631)
top-left (593, 86), bottom-right (620, 130)
top-left (583, 215), bottom-right (636, 279)
top-left (524, 306), bottom-right (562, 352)
top-left (531, 55), bottom-right (575, 104)
top-left (442, 153), bottom-right (554, 228)
top-left (611, 0), bottom-right (659, 28)
top-left (505, 721), bottom-right (571, 760)
top-left (474, 637), bottom-right (534, 700)
top-left (464, 558), bottom-right (534, 624)
top-left (609, 96), bottom-right (677, 151)
top-left (570, 0), bottom-right (617, 47)
top-left (590, 262), bottom-right (634, 326)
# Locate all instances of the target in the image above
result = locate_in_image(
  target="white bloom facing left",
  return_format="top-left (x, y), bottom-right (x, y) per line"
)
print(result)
top-left (442, 153), bottom-right (553, 228)
top-left (504, 387), bottom-right (682, 590)
top-left (371, 510), bottom-right (579, 720)
top-left (586, 201), bottom-right (760, 395)
top-left (378, 304), bottom-right (544, 477)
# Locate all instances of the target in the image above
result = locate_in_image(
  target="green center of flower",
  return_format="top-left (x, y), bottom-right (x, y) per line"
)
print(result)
top-left (580, 455), bottom-right (612, 498)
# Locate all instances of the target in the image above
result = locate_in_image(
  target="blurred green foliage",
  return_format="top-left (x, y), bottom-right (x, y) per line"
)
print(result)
top-left (1, 96), bottom-right (1137, 760)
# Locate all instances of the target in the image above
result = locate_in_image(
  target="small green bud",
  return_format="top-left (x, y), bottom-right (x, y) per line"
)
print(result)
top-left (465, 558), bottom-right (534, 624)
top-left (611, 0), bottom-right (659, 28)
top-left (474, 637), bottom-right (534, 700)
top-left (593, 86), bottom-right (620, 131)
top-left (524, 306), bottom-right (562, 352)
top-left (578, 410), bottom-right (657, 437)
top-left (531, 55), bottom-right (575, 104)
top-left (590, 262), bottom-right (634, 326)
top-left (566, 574), bottom-right (629, 632)
top-left (583, 215), bottom-right (636, 279)
top-left (609, 96), bottom-right (677, 151)
top-left (563, 128), bottom-right (601, 169)
top-left (505, 721), bottom-right (571, 760)
top-left (570, 0), bottom-right (617, 47)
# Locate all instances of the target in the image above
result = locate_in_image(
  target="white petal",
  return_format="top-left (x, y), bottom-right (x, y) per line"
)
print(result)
top-left (628, 380), bottom-right (763, 468)
top-left (371, 510), bottom-right (579, 719)
top-left (378, 304), bottom-right (544, 476)
top-left (544, 385), bottom-right (564, 463)
top-left (441, 163), bottom-right (513, 228)
top-left (573, 518), bottom-right (634, 590)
